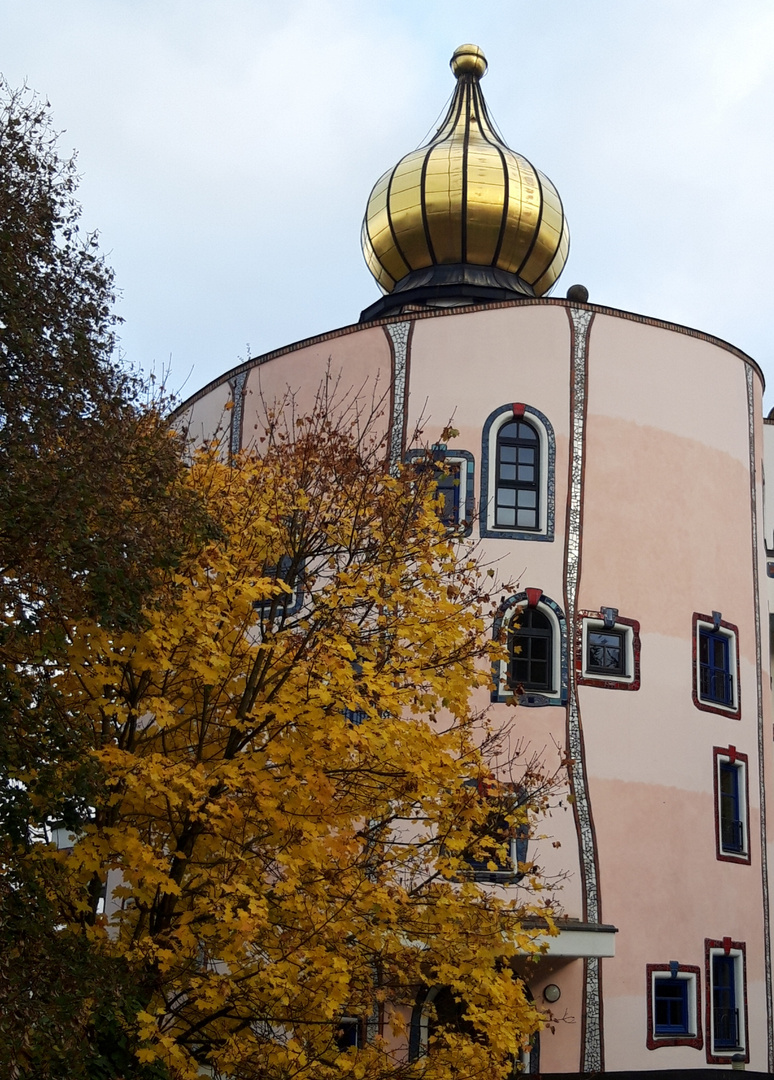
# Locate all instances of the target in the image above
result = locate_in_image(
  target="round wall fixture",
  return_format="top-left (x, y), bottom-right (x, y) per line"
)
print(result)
top-left (543, 983), bottom-right (561, 1003)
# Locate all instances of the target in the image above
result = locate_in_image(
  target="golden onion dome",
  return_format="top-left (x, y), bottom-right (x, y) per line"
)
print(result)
top-left (361, 45), bottom-right (570, 313)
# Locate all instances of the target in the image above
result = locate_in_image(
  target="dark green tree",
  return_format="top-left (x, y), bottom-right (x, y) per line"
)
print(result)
top-left (0, 79), bottom-right (200, 1078)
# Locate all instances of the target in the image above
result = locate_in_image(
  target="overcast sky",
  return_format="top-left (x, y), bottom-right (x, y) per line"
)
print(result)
top-left (4, 0), bottom-right (774, 406)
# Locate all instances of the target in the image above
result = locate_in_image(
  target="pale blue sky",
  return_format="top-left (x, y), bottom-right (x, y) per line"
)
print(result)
top-left (3, 0), bottom-right (774, 404)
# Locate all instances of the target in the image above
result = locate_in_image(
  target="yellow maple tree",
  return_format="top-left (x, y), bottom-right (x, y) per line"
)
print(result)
top-left (44, 402), bottom-right (561, 1079)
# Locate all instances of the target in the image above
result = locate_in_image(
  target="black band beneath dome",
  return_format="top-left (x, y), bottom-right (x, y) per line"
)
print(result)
top-left (359, 263), bottom-right (536, 323)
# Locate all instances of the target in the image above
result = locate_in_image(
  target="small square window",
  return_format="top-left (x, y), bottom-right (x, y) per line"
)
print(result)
top-left (587, 629), bottom-right (625, 676)
top-left (646, 964), bottom-right (702, 1050)
top-left (578, 612), bottom-right (640, 690)
top-left (693, 615), bottom-right (740, 718)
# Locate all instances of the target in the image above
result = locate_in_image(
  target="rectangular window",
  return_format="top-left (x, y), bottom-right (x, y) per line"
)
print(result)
top-left (705, 940), bottom-right (748, 1063)
top-left (404, 449), bottom-right (474, 533)
top-left (646, 964), bottom-right (702, 1050)
top-left (654, 977), bottom-right (689, 1034)
top-left (434, 463), bottom-right (461, 527)
top-left (693, 615), bottom-right (740, 717)
top-left (462, 782), bottom-right (529, 884)
top-left (587, 629), bottom-right (625, 676)
top-left (712, 955), bottom-right (738, 1048)
top-left (713, 748), bottom-right (750, 863)
top-left (700, 630), bottom-right (732, 704)
top-left (256, 555), bottom-right (304, 617)
top-left (336, 1017), bottom-right (363, 1051)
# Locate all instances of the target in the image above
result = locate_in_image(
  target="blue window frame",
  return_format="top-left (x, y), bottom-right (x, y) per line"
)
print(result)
top-left (719, 763), bottom-right (743, 854)
top-left (712, 955), bottom-right (740, 1049)
top-left (654, 977), bottom-right (690, 1035)
top-left (699, 629), bottom-right (732, 706)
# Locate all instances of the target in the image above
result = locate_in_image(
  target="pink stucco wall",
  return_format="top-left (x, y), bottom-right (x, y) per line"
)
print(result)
top-left (177, 298), bottom-right (773, 1073)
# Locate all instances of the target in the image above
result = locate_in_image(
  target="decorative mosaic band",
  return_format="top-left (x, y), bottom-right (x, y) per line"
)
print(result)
top-left (745, 362), bottom-right (774, 1071)
top-left (385, 321), bottom-right (410, 469)
top-left (229, 370), bottom-right (248, 457)
top-left (564, 307), bottom-right (602, 1072)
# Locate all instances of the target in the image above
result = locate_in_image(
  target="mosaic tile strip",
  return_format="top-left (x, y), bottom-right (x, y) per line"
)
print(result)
top-left (564, 307), bottom-right (602, 1073)
top-left (228, 370), bottom-right (248, 457)
top-left (385, 321), bottom-right (410, 469)
top-left (745, 363), bottom-right (774, 1071)
top-left (479, 403), bottom-right (556, 541)
top-left (492, 591), bottom-right (568, 705)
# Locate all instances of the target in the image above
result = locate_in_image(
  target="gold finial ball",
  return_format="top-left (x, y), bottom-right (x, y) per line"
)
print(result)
top-left (450, 43), bottom-right (487, 79)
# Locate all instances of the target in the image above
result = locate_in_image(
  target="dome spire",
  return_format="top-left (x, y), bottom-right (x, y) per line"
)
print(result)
top-left (360, 45), bottom-right (570, 320)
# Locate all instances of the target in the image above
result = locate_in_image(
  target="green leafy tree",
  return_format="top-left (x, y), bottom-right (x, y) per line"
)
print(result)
top-left (0, 80), bottom-right (201, 1078)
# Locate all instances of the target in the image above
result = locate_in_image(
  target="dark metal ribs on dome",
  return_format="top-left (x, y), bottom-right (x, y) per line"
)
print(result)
top-left (360, 44), bottom-right (570, 322)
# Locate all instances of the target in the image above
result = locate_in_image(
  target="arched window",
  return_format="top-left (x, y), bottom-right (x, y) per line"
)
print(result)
top-left (495, 419), bottom-right (540, 530)
top-left (492, 591), bottom-right (567, 706)
top-left (480, 404), bottom-right (555, 541)
top-left (409, 982), bottom-right (541, 1072)
top-left (509, 607), bottom-right (552, 693)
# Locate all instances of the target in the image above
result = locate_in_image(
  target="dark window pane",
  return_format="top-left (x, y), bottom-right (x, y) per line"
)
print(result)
top-left (495, 419), bottom-right (541, 533)
top-left (654, 978), bottom-right (689, 1035)
top-left (509, 607), bottom-right (553, 692)
top-left (712, 955), bottom-right (739, 1049)
top-left (699, 628), bottom-right (732, 705)
top-left (587, 629), bottom-right (625, 676)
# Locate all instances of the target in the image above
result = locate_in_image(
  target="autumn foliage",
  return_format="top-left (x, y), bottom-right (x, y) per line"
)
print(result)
top-left (1, 397), bottom-right (561, 1079)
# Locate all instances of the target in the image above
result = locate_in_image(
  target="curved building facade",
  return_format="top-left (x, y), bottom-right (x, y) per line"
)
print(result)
top-left (177, 47), bottom-right (774, 1076)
